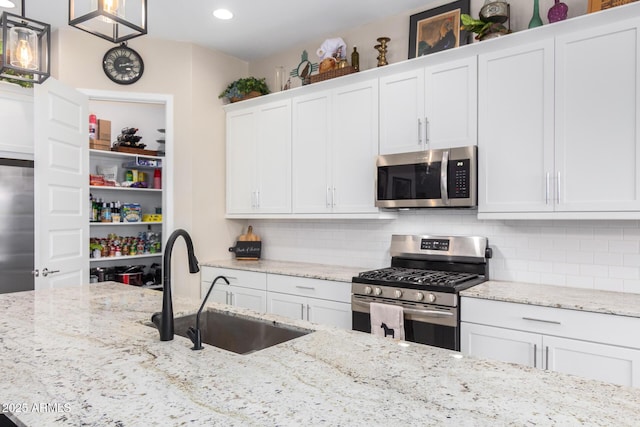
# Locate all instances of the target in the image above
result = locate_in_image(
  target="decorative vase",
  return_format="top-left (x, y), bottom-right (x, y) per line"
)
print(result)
top-left (548, 0), bottom-right (568, 23)
top-left (528, 0), bottom-right (543, 29)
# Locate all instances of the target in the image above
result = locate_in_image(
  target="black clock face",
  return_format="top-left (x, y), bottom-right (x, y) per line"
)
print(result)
top-left (102, 45), bottom-right (144, 85)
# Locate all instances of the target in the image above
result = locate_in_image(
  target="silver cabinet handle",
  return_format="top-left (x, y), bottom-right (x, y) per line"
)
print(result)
top-left (326, 186), bottom-right (331, 208)
top-left (295, 285), bottom-right (315, 290)
top-left (332, 187), bottom-right (336, 207)
top-left (41, 268), bottom-right (60, 277)
top-left (251, 191), bottom-right (256, 208)
top-left (533, 343), bottom-right (537, 368)
top-left (522, 317), bottom-right (561, 325)
top-left (300, 303), bottom-right (305, 320)
top-left (556, 171), bottom-right (561, 204)
top-left (545, 346), bottom-right (549, 370)
top-left (417, 118), bottom-right (422, 145)
top-left (230, 292), bottom-right (235, 306)
top-left (545, 173), bottom-right (550, 205)
top-left (256, 191), bottom-right (260, 208)
top-left (440, 149), bottom-right (449, 205)
top-left (425, 116), bottom-right (430, 150)
top-left (306, 304), bottom-right (311, 320)
top-left (31, 269), bottom-right (39, 277)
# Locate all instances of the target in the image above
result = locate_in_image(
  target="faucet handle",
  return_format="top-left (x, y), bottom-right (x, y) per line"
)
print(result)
top-left (187, 326), bottom-right (203, 350)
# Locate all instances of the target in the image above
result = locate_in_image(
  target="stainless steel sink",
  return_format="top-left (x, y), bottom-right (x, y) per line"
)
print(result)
top-left (169, 309), bottom-right (312, 354)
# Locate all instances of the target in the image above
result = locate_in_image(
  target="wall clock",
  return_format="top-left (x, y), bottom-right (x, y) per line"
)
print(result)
top-left (102, 44), bottom-right (144, 85)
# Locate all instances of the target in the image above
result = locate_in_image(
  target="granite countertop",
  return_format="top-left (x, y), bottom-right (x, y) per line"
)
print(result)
top-left (201, 259), bottom-right (368, 283)
top-left (461, 281), bottom-right (640, 318)
top-left (2, 283), bottom-right (640, 426)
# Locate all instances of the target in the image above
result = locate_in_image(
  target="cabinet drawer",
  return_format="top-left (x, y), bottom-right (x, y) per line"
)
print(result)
top-left (200, 266), bottom-right (266, 291)
top-left (461, 297), bottom-right (640, 349)
top-left (266, 274), bottom-right (350, 303)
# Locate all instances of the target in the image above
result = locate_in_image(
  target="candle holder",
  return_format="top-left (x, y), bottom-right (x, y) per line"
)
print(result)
top-left (375, 37), bottom-right (390, 67)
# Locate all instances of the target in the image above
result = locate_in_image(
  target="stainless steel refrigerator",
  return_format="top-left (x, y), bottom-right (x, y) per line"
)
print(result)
top-left (0, 158), bottom-right (34, 293)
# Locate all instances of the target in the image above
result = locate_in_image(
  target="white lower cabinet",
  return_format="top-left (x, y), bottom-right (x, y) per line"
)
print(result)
top-left (461, 297), bottom-right (640, 387)
top-left (200, 266), bottom-right (352, 329)
top-left (267, 275), bottom-right (352, 330)
top-left (201, 267), bottom-right (267, 313)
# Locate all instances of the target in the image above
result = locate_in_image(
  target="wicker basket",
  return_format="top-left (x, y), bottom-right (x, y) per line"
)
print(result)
top-left (230, 91), bottom-right (263, 103)
top-left (304, 66), bottom-right (357, 85)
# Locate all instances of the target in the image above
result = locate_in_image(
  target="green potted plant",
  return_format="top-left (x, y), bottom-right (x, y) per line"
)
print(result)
top-left (461, 14), bottom-right (510, 41)
top-left (218, 76), bottom-right (270, 103)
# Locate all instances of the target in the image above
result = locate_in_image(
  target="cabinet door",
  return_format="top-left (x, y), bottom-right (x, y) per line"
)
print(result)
top-left (331, 80), bottom-right (379, 213)
top-left (544, 335), bottom-right (640, 387)
top-left (307, 298), bottom-right (352, 330)
top-left (379, 69), bottom-right (425, 154)
top-left (292, 92), bottom-right (331, 213)
top-left (229, 285), bottom-right (267, 313)
top-left (461, 323), bottom-right (541, 368)
top-left (226, 109), bottom-right (257, 214)
top-left (201, 282), bottom-right (230, 305)
top-left (0, 84), bottom-right (34, 157)
top-left (424, 57), bottom-right (477, 150)
top-left (478, 40), bottom-right (555, 213)
top-left (267, 291), bottom-right (306, 320)
top-left (256, 100), bottom-right (291, 213)
top-left (555, 19), bottom-right (640, 212)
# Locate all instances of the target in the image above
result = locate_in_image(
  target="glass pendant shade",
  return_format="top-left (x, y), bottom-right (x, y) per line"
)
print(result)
top-left (69, 0), bottom-right (147, 43)
top-left (0, 11), bottom-right (50, 84)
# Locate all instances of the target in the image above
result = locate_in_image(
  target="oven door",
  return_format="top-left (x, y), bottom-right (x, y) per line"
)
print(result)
top-left (351, 294), bottom-right (459, 351)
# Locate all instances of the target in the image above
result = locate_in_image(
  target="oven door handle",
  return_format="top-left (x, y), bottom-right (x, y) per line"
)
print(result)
top-left (351, 299), bottom-right (454, 319)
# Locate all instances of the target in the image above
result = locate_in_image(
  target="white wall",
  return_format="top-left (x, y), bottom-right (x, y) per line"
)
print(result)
top-left (249, 214), bottom-right (640, 294)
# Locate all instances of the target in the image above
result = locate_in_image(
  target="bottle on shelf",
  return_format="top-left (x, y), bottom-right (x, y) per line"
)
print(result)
top-left (153, 168), bottom-right (161, 189)
top-left (89, 114), bottom-right (97, 140)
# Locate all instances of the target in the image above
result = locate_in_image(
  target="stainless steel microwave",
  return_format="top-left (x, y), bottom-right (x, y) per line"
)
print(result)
top-left (375, 146), bottom-right (477, 208)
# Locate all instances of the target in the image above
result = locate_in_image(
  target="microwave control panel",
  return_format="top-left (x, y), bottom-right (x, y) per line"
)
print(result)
top-left (449, 159), bottom-right (470, 199)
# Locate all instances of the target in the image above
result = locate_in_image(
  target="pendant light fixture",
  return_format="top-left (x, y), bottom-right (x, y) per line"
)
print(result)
top-left (0, 0), bottom-right (51, 84)
top-left (69, 0), bottom-right (147, 43)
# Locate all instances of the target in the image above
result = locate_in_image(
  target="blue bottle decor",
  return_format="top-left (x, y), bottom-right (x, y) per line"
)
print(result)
top-left (528, 0), bottom-right (543, 29)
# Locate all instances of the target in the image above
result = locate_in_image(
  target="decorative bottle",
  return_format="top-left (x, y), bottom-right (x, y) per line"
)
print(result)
top-left (351, 47), bottom-right (359, 71)
top-left (528, 0), bottom-right (543, 29)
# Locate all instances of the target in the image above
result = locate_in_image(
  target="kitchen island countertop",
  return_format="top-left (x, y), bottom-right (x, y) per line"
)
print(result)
top-left (2, 283), bottom-right (640, 426)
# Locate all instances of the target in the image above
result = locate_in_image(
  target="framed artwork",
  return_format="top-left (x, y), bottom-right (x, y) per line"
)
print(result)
top-left (408, 0), bottom-right (470, 59)
top-left (588, 0), bottom-right (637, 13)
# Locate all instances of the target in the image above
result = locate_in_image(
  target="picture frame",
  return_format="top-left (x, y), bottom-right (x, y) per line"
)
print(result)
top-left (408, 0), bottom-right (470, 59)
top-left (587, 0), bottom-right (637, 13)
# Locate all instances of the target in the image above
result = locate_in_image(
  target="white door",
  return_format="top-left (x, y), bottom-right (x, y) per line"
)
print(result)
top-left (292, 92), bottom-right (331, 213)
top-left (555, 19), bottom-right (640, 211)
top-left (460, 323), bottom-right (541, 368)
top-left (267, 291), bottom-right (306, 320)
top-left (331, 80), bottom-right (379, 214)
top-left (226, 109), bottom-right (257, 214)
top-left (424, 57), bottom-right (477, 150)
top-left (228, 285), bottom-right (267, 313)
top-left (34, 79), bottom-right (89, 289)
top-left (256, 100), bottom-right (291, 214)
top-left (544, 335), bottom-right (640, 387)
top-left (307, 298), bottom-right (352, 330)
top-left (379, 69), bottom-right (425, 154)
top-left (478, 40), bottom-right (555, 213)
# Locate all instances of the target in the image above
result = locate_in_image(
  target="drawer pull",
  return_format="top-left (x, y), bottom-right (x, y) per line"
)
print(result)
top-left (533, 343), bottom-right (537, 368)
top-left (522, 317), bottom-right (561, 325)
top-left (295, 286), bottom-right (316, 290)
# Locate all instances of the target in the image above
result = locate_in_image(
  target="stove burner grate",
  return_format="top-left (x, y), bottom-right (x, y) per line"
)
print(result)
top-left (358, 267), bottom-right (479, 287)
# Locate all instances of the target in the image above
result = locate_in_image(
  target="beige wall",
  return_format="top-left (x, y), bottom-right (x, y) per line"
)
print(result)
top-left (249, 0), bottom-right (586, 87)
top-left (53, 28), bottom-right (247, 298)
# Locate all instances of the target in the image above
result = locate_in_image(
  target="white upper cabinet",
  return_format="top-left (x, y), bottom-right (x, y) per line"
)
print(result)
top-left (0, 84), bottom-right (34, 158)
top-left (226, 99), bottom-right (291, 215)
top-left (478, 40), bottom-right (555, 214)
top-left (555, 18), bottom-right (640, 213)
top-left (293, 79), bottom-right (379, 214)
top-left (379, 56), bottom-right (477, 154)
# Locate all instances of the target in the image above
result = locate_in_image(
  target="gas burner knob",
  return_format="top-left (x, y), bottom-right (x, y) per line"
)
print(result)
top-left (427, 293), bottom-right (437, 303)
top-left (394, 290), bottom-right (403, 298)
top-left (364, 286), bottom-right (373, 295)
top-left (374, 287), bottom-right (382, 296)
top-left (415, 292), bottom-right (425, 301)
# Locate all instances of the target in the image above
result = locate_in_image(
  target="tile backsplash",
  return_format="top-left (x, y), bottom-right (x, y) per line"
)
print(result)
top-left (250, 211), bottom-right (640, 294)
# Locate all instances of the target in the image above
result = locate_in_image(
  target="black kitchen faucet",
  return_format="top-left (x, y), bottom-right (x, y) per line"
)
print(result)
top-left (151, 229), bottom-right (200, 341)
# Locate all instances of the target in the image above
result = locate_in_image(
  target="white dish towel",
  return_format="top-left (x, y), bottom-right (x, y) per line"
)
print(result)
top-left (370, 302), bottom-right (405, 341)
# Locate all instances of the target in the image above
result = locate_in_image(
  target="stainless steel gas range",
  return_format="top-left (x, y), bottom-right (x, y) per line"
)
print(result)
top-left (351, 234), bottom-right (491, 351)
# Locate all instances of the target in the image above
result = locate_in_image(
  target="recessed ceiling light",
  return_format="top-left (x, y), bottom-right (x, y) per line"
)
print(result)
top-left (0, 0), bottom-right (16, 7)
top-left (213, 9), bottom-right (233, 20)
